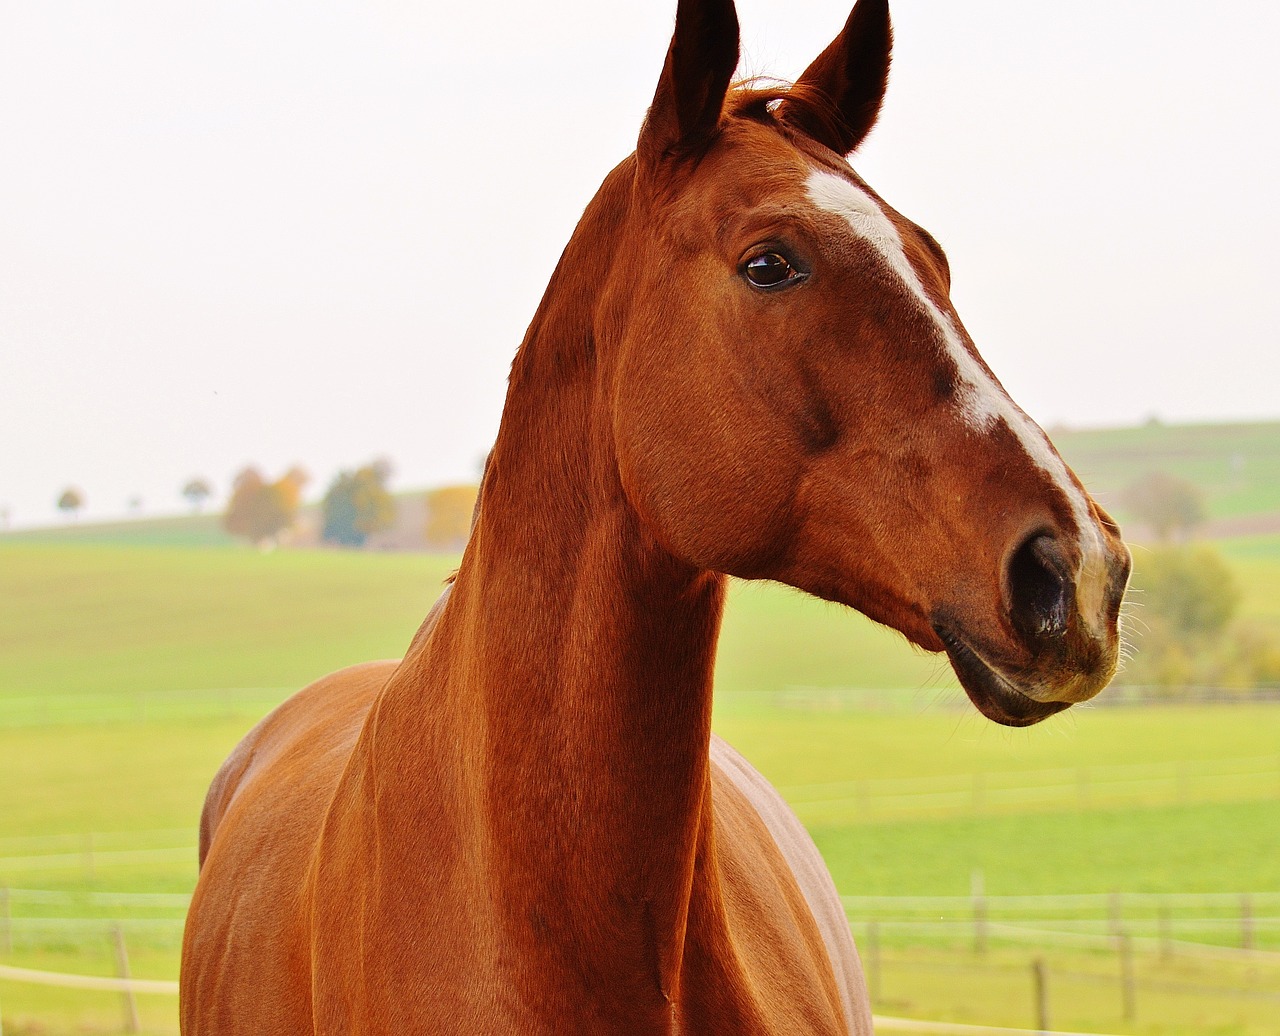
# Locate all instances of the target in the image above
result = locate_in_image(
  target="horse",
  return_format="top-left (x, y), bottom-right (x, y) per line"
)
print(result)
top-left (180, 1), bottom-right (1130, 1032)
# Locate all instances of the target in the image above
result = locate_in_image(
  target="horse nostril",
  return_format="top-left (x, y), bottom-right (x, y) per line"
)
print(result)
top-left (1007, 533), bottom-right (1072, 640)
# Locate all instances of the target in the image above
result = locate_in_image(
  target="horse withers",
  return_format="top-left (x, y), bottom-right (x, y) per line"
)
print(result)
top-left (181, 1), bottom-right (1130, 1032)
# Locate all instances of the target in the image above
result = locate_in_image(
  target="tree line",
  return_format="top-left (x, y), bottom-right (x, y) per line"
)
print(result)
top-left (50, 462), bottom-right (477, 552)
top-left (220, 461), bottom-right (477, 552)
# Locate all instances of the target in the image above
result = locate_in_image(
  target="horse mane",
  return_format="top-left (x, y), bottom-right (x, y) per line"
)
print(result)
top-left (728, 78), bottom-right (854, 156)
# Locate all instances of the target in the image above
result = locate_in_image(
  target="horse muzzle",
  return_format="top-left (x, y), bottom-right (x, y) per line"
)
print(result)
top-left (933, 530), bottom-right (1131, 728)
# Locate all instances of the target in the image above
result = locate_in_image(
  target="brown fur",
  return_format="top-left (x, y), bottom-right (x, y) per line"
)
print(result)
top-left (180, 2), bottom-right (1128, 1032)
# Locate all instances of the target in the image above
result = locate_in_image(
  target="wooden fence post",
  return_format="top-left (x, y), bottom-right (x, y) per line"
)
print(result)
top-left (1241, 893), bottom-right (1254, 950)
top-left (866, 921), bottom-right (882, 1004)
top-left (1119, 933), bottom-right (1136, 1022)
top-left (1032, 957), bottom-right (1050, 1034)
top-left (1158, 902), bottom-right (1173, 961)
top-left (0, 886), bottom-right (10, 955)
top-left (971, 870), bottom-right (987, 954)
top-left (111, 923), bottom-right (140, 1034)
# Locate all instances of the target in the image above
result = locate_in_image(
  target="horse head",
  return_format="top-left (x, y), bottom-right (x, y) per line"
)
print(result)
top-left (593, 0), bottom-right (1130, 727)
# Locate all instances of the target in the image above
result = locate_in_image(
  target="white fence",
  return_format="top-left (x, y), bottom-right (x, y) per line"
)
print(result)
top-left (781, 753), bottom-right (1280, 821)
top-left (0, 962), bottom-right (1137, 1036)
top-left (1, 885), bottom-right (1277, 1034)
top-left (843, 890), bottom-right (1280, 956)
top-left (0, 688), bottom-right (293, 728)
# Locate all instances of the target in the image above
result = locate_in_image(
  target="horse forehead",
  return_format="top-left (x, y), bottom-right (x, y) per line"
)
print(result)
top-left (666, 125), bottom-right (813, 219)
top-left (802, 164), bottom-right (1107, 575)
top-left (802, 166), bottom-right (917, 260)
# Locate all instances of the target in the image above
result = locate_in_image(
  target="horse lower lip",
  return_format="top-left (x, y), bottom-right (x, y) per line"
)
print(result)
top-left (932, 623), bottom-right (1070, 728)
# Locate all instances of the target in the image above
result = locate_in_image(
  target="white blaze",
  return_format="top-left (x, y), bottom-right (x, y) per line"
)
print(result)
top-left (805, 168), bottom-right (1108, 628)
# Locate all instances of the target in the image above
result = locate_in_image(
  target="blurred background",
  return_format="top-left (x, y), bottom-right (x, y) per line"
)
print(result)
top-left (2, 1), bottom-right (1277, 1033)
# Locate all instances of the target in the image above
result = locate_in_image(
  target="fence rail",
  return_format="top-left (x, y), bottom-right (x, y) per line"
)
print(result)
top-left (781, 753), bottom-right (1280, 821)
top-left (775, 685), bottom-right (1280, 711)
top-left (2, 888), bottom-right (189, 908)
top-left (0, 964), bottom-right (1136, 1036)
top-left (2, 903), bottom-right (1276, 1033)
top-left (843, 886), bottom-right (1280, 959)
top-left (872, 1018), bottom-right (1128, 1036)
top-left (0, 688), bottom-right (293, 729)
top-left (4, 684), bottom-right (1278, 730)
top-left (0, 963), bottom-right (177, 995)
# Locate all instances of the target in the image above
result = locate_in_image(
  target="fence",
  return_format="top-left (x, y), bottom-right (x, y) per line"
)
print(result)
top-left (0, 961), bottom-right (1140, 1036)
top-left (775, 685), bottom-right (1280, 711)
top-left (780, 753), bottom-right (1280, 823)
top-left (0, 688), bottom-right (293, 729)
top-left (5, 684), bottom-right (1278, 731)
top-left (0, 829), bottom-right (196, 891)
top-left (0, 960), bottom-right (1254, 1036)
top-left (2, 882), bottom-right (1277, 1034)
top-left (844, 887), bottom-right (1280, 954)
top-left (847, 884), bottom-right (1280, 1032)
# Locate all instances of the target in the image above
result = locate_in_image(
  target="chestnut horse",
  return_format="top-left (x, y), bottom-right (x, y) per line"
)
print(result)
top-left (181, 1), bottom-right (1130, 1032)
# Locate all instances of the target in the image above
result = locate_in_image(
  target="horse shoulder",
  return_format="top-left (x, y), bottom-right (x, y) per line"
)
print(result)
top-left (199, 583), bottom-right (455, 858)
top-left (182, 660), bottom-right (398, 1032)
top-left (197, 658), bottom-right (396, 865)
top-left (709, 735), bottom-right (873, 1036)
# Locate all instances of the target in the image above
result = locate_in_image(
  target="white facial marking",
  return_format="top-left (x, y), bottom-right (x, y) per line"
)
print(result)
top-left (805, 168), bottom-right (1109, 631)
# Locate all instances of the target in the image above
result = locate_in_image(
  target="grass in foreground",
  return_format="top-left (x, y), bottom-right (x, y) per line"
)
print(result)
top-left (870, 943), bottom-right (1280, 1036)
top-left (2, 540), bottom-right (1278, 1033)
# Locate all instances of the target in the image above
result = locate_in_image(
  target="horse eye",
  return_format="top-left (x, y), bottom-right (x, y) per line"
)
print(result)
top-left (743, 252), bottom-right (798, 289)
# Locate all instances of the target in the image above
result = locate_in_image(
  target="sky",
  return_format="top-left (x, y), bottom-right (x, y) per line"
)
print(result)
top-left (2, 0), bottom-right (1278, 527)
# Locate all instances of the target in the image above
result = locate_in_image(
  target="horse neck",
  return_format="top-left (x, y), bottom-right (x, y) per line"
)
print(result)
top-left (384, 161), bottom-right (729, 1000)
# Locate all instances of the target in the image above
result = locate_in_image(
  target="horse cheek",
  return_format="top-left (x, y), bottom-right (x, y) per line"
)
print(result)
top-left (614, 345), bottom-right (798, 575)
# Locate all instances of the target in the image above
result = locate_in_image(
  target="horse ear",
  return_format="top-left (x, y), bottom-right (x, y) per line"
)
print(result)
top-left (779, 0), bottom-right (892, 156)
top-left (638, 0), bottom-right (740, 175)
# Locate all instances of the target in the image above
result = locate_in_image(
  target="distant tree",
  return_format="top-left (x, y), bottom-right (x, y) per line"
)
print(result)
top-left (224, 468), bottom-right (267, 543)
top-left (322, 462), bottom-right (396, 547)
top-left (1115, 544), bottom-right (1280, 691)
top-left (1121, 471), bottom-right (1207, 542)
top-left (223, 466), bottom-right (308, 548)
top-left (182, 477), bottom-right (213, 512)
top-left (276, 466), bottom-right (309, 513)
top-left (57, 487), bottom-right (85, 520)
top-left (1137, 546), bottom-right (1238, 646)
top-left (424, 484), bottom-right (480, 551)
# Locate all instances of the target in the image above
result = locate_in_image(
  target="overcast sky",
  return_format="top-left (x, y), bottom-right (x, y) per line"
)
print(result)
top-left (2, 0), bottom-right (1277, 527)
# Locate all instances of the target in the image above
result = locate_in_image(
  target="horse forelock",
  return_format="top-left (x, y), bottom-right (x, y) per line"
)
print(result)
top-left (728, 79), bottom-right (852, 152)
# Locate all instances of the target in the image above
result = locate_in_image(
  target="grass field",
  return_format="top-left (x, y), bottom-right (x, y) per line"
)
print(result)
top-left (1, 535), bottom-right (1278, 1034)
top-left (1052, 420), bottom-right (1280, 524)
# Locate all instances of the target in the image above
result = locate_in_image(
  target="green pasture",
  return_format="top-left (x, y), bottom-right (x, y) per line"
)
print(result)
top-left (0, 543), bottom-right (452, 698)
top-left (1, 539), bottom-right (1278, 1034)
top-left (1215, 535), bottom-right (1280, 624)
top-left (1053, 420), bottom-right (1280, 522)
top-left (0, 542), bottom-right (954, 702)
top-left (2, 513), bottom-right (234, 549)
